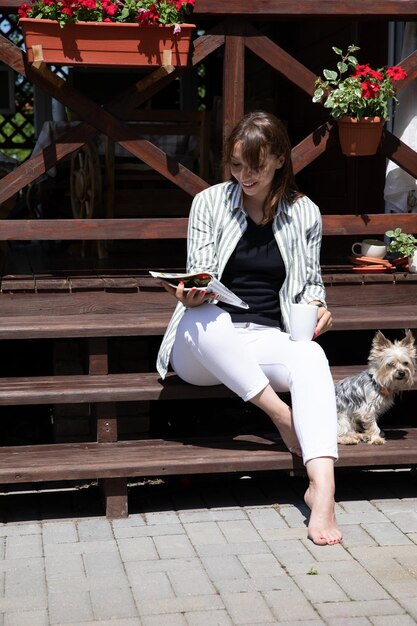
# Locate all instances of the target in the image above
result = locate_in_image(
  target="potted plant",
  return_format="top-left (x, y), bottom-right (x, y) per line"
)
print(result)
top-left (313, 45), bottom-right (407, 156)
top-left (18, 0), bottom-right (196, 67)
top-left (385, 228), bottom-right (417, 272)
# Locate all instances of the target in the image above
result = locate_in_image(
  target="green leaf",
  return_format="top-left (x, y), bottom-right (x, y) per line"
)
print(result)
top-left (332, 47), bottom-right (342, 55)
top-left (337, 62), bottom-right (348, 74)
top-left (323, 70), bottom-right (338, 81)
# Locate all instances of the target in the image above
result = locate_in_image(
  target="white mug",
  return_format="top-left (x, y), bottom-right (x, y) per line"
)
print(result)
top-left (351, 238), bottom-right (387, 259)
top-left (289, 303), bottom-right (318, 341)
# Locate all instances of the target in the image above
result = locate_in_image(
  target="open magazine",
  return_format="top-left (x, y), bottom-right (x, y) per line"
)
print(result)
top-left (149, 271), bottom-right (249, 309)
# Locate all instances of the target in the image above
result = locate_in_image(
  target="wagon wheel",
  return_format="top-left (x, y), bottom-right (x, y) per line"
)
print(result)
top-left (70, 142), bottom-right (102, 219)
top-left (70, 142), bottom-right (106, 256)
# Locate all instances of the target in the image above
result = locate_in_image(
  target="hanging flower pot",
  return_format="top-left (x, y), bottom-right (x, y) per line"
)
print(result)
top-left (336, 116), bottom-right (385, 157)
top-left (20, 18), bottom-right (195, 67)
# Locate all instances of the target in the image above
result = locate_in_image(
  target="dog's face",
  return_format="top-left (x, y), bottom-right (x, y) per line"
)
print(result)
top-left (368, 330), bottom-right (416, 391)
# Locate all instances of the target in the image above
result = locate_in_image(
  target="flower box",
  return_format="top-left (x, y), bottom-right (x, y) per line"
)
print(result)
top-left (20, 18), bottom-right (195, 67)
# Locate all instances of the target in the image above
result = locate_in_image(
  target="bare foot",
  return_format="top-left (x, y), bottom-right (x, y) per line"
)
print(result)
top-left (250, 385), bottom-right (301, 455)
top-left (304, 483), bottom-right (342, 546)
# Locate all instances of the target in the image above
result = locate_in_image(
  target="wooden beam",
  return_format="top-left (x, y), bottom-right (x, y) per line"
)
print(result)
top-left (194, 0), bottom-right (417, 16)
top-left (0, 212), bottom-right (415, 242)
top-left (322, 213), bottom-right (417, 236)
top-left (380, 130), bottom-right (417, 180)
top-left (291, 123), bottom-right (337, 174)
top-left (222, 18), bottom-right (245, 177)
top-left (0, 218), bottom-right (189, 240)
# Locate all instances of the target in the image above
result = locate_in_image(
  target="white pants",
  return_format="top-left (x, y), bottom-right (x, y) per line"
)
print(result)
top-left (171, 304), bottom-right (338, 464)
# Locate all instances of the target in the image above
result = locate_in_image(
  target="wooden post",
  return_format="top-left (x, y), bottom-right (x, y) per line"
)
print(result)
top-left (88, 337), bottom-right (128, 518)
top-left (222, 18), bottom-right (245, 179)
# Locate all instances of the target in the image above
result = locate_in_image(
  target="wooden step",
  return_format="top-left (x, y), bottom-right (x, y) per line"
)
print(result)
top-left (0, 288), bottom-right (416, 339)
top-left (0, 366), bottom-right (414, 406)
top-left (2, 428), bottom-right (417, 485)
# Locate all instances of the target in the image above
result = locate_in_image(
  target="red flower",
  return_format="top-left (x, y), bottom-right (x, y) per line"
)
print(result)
top-left (386, 66), bottom-right (408, 81)
top-left (352, 64), bottom-right (372, 78)
top-left (101, 0), bottom-right (118, 15)
top-left (17, 2), bottom-right (30, 17)
top-left (361, 80), bottom-right (380, 99)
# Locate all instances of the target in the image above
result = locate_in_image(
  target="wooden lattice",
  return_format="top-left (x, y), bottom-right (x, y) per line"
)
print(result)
top-left (0, 13), bottom-right (34, 151)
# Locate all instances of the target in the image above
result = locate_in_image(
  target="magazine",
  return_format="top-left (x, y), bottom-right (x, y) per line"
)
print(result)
top-left (149, 271), bottom-right (249, 309)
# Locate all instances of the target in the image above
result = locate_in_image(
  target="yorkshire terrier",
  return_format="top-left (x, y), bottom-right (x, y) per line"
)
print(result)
top-left (335, 330), bottom-right (416, 445)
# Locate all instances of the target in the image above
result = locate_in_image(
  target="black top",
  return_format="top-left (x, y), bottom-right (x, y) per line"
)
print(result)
top-left (219, 217), bottom-right (286, 327)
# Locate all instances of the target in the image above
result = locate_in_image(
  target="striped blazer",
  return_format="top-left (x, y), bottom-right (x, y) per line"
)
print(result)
top-left (156, 181), bottom-right (326, 379)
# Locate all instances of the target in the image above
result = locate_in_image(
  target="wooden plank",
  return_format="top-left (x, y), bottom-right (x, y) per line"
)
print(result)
top-left (0, 366), bottom-right (415, 406)
top-left (3, 0), bottom-right (417, 14)
top-left (1, 428), bottom-right (417, 484)
top-left (0, 284), bottom-right (415, 338)
top-left (0, 212), bottom-right (416, 242)
top-left (222, 18), bottom-right (245, 159)
top-left (194, 0), bottom-right (417, 16)
top-left (0, 218), bottom-right (189, 240)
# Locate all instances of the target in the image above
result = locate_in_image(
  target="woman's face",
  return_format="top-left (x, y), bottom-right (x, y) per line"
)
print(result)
top-left (230, 141), bottom-right (284, 202)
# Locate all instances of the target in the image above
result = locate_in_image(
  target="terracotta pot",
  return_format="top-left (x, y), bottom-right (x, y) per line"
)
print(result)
top-left (20, 18), bottom-right (195, 67)
top-left (337, 116), bottom-right (385, 156)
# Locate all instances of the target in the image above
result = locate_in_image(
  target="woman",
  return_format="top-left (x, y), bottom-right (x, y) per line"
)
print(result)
top-left (157, 111), bottom-right (342, 546)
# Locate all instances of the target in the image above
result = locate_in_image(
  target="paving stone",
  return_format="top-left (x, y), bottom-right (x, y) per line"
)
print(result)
top-left (77, 519), bottom-right (114, 542)
top-left (125, 557), bottom-right (202, 578)
top-left (220, 591), bottom-right (276, 624)
top-left (168, 566), bottom-right (216, 597)
top-left (42, 522), bottom-right (78, 545)
top-left (326, 619), bottom-right (372, 625)
top-left (5, 535), bottom-right (43, 560)
top-left (361, 522), bottom-right (414, 545)
top-left (137, 594), bottom-right (225, 616)
top-left (114, 523), bottom-right (186, 539)
top-left (111, 515), bottom-right (146, 529)
top-left (43, 540), bottom-right (118, 556)
top-left (245, 508), bottom-right (288, 530)
top-left (263, 588), bottom-right (319, 622)
top-left (90, 586), bottom-right (138, 620)
top-left (316, 599), bottom-right (406, 619)
top-left (153, 534), bottom-right (196, 559)
top-left (183, 522), bottom-right (227, 546)
top-left (130, 571), bottom-right (175, 601)
top-left (48, 591), bottom-right (93, 624)
top-left (142, 613), bottom-right (188, 625)
top-left (3, 609), bottom-right (49, 626)
top-left (214, 575), bottom-right (296, 594)
top-left (179, 509), bottom-right (246, 523)
top-left (196, 542), bottom-right (270, 557)
top-left (184, 609), bottom-right (233, 625)
top-left (45, 553), bottom-right (84, 580)
top-left (0, 524), bottom-right (41, 538)
top-left (238, 553), bottom-right (285, 579)
top-left (145, 511), bottom-right (180, 525)
top-left (270, 505), bottom-right (307, 529)
top-left (371, 616), bottom-right (417, 625)
top-left (83, 549), bottom-right (125, 578)
top-left (201, 555), bottom-right (248, 581)
top-left (384, 511), bottom-right (417, 534)
top-left (337, 523), bottom-right (378, 547)
top-left (0, 595), bottom-right (47, 613)
top-left (293, 573), bottom-right (348, 603)
top-left (117, 536), bottom-right (159, 562)
top-left (217, 520), bottom-right (265, 544)
top-left (267, 538), bottom-right (317, 565)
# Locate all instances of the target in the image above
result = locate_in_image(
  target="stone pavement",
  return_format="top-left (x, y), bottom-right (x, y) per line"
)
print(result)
top-left (1, 467), bottom-right (417, 625)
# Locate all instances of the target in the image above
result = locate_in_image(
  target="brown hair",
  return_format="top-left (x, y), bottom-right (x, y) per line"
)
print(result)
top-left (224, 111), bottom-right (301, 223)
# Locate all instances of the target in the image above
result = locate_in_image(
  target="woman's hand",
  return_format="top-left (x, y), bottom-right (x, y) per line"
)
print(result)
top-left (161, 281), bottom-right (212, 308)
top-left (310, 303), bottom-right (333, 338)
